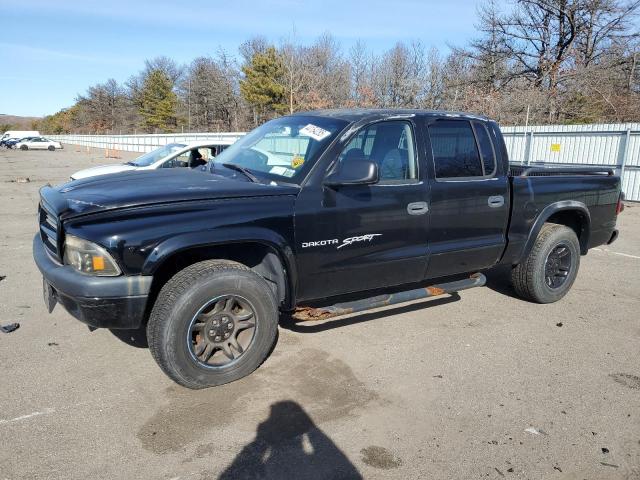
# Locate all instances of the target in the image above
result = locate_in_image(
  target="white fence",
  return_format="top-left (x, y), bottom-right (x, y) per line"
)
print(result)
top-left (49, 132), bottom-right (246, 153)
top-left (501, 123), bottom-right (640, 201)
top-left (51, 123), bottom-right (640, 201)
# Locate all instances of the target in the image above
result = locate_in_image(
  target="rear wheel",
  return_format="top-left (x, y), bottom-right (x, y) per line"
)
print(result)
top-left (48, 145), bottom-right (55, 151)
top-left (20, 145), bottom-right (28, 151)
top-left (147, 260), bottom-right (279, 389)
top-left (511, 223), bottom-right (580, 303)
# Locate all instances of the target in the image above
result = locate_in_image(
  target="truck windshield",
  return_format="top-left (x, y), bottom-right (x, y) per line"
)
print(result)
top-left (212, 116), bottom-right (348, 183)
top-left (129, 143), bottom-right (186, 167)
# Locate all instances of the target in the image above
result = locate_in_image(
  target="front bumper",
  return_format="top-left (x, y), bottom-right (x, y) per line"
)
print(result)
top-left (33, 235), bottom-right (152, 329)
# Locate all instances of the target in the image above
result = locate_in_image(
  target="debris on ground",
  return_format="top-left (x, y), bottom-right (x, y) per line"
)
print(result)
top-left (524, 427), bottom-right (547, 436)
top-left (13, 177), bottom-right (30, 183)
top-left (0, 275), bottom-right (5, 282)
top-left (0, 323), bottom-right (20, 333)
top-left (600, 462), bottom-right (619, 468)
top-left (610, 373), bottom-right (640, 390)
top-left (601, 447), bottom-right (609, 453)
top-left (556, 322), bottom-right (563, 327)
top-left (47, 342), bottom-right (59, 346)
top-left (360, 446), bottom-right (403, 469)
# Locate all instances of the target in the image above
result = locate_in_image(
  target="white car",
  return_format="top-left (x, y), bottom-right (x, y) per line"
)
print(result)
top-left (70, 140), bottom-right (235, 180)
top-left (16, 137), bottom-right (62, 151)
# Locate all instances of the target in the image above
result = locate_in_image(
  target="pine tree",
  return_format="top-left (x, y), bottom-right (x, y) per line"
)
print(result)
top-left (139, 70), bottom-right (179, 132)
top-left (240, 47), bottom-right (287, 121)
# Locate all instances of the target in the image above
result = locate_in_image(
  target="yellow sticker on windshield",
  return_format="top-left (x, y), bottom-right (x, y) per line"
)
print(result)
top-left (292, 155), bottom-right (305, 169)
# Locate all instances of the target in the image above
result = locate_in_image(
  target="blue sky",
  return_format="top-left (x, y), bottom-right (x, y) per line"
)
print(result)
top-left (0, 0), bottom-right (482, 117)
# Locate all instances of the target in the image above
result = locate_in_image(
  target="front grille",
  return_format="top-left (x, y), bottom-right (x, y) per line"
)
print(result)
top-left (39, 204), bottom-right (61, 261)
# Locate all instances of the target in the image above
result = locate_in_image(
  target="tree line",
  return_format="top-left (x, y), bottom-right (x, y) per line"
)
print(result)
top-left (33, 0), bottom-right (639, 134)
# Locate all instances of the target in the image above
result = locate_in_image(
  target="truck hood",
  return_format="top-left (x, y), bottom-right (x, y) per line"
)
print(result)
top-left (70, 163), bottom-right (137, 180)
top-left (44, 168), bottom-right (299, 218)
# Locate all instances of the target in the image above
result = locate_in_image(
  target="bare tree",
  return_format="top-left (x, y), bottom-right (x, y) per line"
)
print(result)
top-left (279, 38), bottom-right (310, 114)
top-left (371, 41), bottom-right (427, 108)
top-left (303, 34), bottom-right (351, 109)
top-left (239, 36), bottom-right (270, 64)
top-left (349, 40), bottom-right (372, 106)
top-left (178, 54), bottom-right (241, 132)
top-left (76, 78), bottom-right (129, 133)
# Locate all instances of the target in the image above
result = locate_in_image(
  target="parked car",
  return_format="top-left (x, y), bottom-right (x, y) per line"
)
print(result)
top-left (1, 136), bottom-right (31, 148)
top-left (33, 109), bottom-right (623, 389)
top-left (15, 137), bottom-right (62, 151)
top-left (69, 140), bottom-right (236, 180)
top-left (1, 130), bottom-right (39, 143)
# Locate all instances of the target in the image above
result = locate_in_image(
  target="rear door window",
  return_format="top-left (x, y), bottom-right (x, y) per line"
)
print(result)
top-left (472, 122), bottom-right (496, 176)
top-left (428, 120), bottom-right (485, 179)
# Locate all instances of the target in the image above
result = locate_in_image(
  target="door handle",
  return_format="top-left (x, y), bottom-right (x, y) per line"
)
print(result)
top-left (488, 195), bottom-right (505, 208)
top-left (407, 201), bottom-right (429, 215)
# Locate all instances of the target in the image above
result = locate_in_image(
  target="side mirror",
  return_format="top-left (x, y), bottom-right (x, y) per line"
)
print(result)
top-left (324, 160), bottom-right (379, 187)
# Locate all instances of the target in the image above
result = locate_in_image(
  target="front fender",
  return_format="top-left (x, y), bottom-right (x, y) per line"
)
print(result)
top-left (140, 225), bottom-right (298, 296)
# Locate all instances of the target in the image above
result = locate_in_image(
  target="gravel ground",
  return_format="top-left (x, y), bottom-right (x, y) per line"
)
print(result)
top-left (1, 146), bottom-right (639, 480)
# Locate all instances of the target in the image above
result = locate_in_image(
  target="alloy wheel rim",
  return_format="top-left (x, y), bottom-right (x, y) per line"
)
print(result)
top-left (187, 295), bottom-right (257, 368)
top-left (544, 243), bottom-right (572, 289)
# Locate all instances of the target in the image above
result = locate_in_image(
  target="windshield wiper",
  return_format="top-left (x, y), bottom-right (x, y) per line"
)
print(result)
top-left (221, 163), bottom-right (259, 183)
top-left (124, 161), bottom-right (137, 166)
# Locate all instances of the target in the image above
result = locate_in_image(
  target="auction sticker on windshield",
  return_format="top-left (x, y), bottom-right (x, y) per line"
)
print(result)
top-left (270, 166), bottom-right (296, 177)
top-left (300, 124), bottom-right (331, 141)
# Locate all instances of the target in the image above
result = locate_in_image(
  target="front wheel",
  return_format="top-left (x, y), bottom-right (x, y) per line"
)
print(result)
top-left (147, 260), bottom-right (279, 389)
top-left (48, 145), bottom-right (55, 151)
top-left (511, 223), bottom-right (580, 303)
top-left (20, 145), bottom-right (28, 151)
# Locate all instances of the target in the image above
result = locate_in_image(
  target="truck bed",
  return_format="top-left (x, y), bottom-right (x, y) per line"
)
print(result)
top-left (501, 166), bottom-right (621, 265)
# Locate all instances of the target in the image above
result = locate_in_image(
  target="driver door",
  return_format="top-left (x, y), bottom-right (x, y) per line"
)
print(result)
top-left (294, 120), bottom-right (430, 301)
top-left (161, 151), bottom-right (190, 169)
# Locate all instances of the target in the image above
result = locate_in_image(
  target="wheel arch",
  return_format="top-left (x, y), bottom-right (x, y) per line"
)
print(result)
top-left (142, 230), bottom-right (297, 314)
top-left (522, 201), bottom-right (591, 259)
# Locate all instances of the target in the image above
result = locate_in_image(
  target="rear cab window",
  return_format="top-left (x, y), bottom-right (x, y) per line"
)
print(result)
top-left (428, 119), bottom-right (496, 180)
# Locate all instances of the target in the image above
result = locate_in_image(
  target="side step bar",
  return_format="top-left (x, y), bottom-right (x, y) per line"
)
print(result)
top-left (293, 272), bottom-right (486, 321)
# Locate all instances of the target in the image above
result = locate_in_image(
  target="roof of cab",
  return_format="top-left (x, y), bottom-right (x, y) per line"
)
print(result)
top-left (293, 108), bottom-right (491, 123)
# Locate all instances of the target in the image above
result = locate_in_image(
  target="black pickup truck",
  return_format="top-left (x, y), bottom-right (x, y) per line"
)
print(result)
top-left (33, 109), bottom-right (623, 388)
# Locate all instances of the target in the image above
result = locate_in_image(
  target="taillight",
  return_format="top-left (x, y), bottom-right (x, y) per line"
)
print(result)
top-left (616, 193), bottom-right (625, 215)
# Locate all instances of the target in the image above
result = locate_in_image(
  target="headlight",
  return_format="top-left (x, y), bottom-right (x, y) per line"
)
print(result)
top-left (63, 235), bottom-right (121, 276)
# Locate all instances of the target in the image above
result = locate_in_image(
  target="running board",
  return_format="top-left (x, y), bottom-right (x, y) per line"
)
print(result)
top-left (293, 273), bottom-right (486, 321)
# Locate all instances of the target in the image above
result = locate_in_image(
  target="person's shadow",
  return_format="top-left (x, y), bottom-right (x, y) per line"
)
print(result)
top-left (218, 401), bottom-right (362, 480)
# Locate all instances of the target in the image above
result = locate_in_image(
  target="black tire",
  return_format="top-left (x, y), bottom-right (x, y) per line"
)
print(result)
top-left (48, 145), bottom-right (55, 151)
top-left (20, 145), bottom-right (28, 151)
top-left (511, 223), bottom-right (580, 304)
top-left (147, 260), bottom-right (279, 389)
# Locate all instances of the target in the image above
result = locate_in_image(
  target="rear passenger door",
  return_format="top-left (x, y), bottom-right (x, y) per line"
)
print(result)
top-left (424, 119), bottom-right (510, 278)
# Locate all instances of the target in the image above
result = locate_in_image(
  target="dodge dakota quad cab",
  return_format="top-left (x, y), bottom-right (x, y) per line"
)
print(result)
top-left (33, 109), bottom-right (623, 389)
